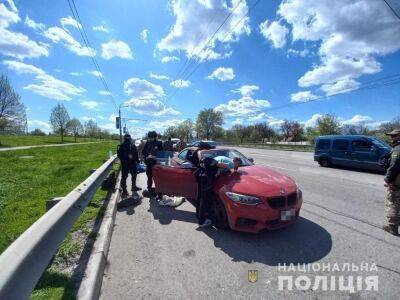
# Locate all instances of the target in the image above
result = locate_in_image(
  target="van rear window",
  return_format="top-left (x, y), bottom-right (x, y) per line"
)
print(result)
top-left (332, 139), bottom-right (349, 151)
top-left (317, 139), bottom-right (330, 150)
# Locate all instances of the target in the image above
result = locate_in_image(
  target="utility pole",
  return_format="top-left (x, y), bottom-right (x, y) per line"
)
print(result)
top-left (117, 103), bottom-right (147, 143)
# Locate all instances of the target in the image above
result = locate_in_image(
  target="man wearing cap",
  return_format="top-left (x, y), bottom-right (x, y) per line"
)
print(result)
top-left (383, 129), bottom-right (400, 236)
top-left (117, 134), bottom-right (140, 197)
top-left (142, 131), bottom-right (163, 196)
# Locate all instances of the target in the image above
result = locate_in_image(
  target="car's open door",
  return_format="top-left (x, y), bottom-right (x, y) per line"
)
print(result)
top-left (153, 163), bottom-right (198, 199)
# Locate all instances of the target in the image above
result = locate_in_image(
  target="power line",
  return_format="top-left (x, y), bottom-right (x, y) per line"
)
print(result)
top-left (382, 0), bottom-right (400, 21)
top-left (176, 0), bottom-right (244, 81)
top-left (267, 74), bottom-right (400, 113)
top-left (165, 0), bottom-right (260, 103)
top-left (67, 0), bottom-right (117, 110)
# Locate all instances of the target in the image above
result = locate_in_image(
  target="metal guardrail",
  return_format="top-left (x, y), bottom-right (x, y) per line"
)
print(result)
top-left (0, 155), bottom-right (117, 300)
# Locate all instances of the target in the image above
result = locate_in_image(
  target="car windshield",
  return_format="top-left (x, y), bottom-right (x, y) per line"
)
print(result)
top-left (371, 138), bottom-right (391, 149)
top-left (201, 149), bottom-right (253, 166)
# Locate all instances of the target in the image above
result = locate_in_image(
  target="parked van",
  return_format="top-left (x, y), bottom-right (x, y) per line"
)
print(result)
top-left (314, 135), bottom-right (392, 172)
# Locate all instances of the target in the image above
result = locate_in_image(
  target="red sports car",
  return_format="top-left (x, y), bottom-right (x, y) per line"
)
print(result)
top-left (153, 147), bottom-right (303, 233)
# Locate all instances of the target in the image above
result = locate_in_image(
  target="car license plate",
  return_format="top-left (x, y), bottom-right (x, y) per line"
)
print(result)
top-left (281, 209), bottom-right (295, 221)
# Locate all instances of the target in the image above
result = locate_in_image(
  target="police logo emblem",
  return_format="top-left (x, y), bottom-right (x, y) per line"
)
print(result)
top-left (248, 270), bottom-right (258, 283)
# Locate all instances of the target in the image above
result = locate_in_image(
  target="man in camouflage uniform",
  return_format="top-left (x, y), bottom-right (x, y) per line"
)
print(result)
top-left (383, 129), bottom-right (400, 236)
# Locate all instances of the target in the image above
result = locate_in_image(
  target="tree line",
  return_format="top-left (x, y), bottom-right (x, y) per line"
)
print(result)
top-left (163, 109), bottom-right (400, 145)
top-left (0, 73), bottom-right (118, 142)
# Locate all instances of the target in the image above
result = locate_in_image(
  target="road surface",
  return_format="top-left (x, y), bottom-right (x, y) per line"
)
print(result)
top-left (0, 141), bottom-right (102, 152)
top-left (101, 148), bottom-right (400, 299)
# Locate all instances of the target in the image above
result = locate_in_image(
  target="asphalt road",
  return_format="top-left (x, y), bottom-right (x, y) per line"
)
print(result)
top-left (101, 148), bottom-right (400, 300)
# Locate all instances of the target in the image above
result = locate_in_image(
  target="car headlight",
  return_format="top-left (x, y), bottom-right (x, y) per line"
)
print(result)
top-left (226, 192), bottom-right (261, 205)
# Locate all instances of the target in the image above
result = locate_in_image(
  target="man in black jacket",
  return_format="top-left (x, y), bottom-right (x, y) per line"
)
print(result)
top-left (117, 134), bottom-right (140, 197)
top-left (142, 131), bottom-right (163, 195)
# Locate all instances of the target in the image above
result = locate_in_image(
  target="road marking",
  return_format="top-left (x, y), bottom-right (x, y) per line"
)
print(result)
top-left (260, 164), bottom-right (294, 171)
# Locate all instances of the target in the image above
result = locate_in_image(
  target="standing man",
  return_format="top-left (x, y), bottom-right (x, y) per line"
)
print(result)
top-left (117, 134), bottom-right (140, 198)
top-left (142, 131), bottom-right (163, 196)
top-left (177, 138), bottom-right (187, 152)
top-left (163, 136), bottom-right (174, 152)
top-left (383, 129), bottom-right (400, 236)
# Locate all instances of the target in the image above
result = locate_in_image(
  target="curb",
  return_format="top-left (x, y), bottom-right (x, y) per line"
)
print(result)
top-left (77, 172), bottom-right (121, 300)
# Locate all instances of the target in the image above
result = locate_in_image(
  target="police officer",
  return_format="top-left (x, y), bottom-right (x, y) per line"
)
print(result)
top-left (142, 131), bottom-right (163, 196)
top-left (163, 136), bottom-right (174, 152)
top-left (117, 134), bottom-right (140, 197)
top-left (383, 129), bottom-right (400, 236)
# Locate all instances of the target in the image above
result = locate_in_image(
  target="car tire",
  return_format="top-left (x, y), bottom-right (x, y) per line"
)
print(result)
top-left (319, 157), bottom-right (331, 167)
top-left (213, 196), bottom-right (229, 230)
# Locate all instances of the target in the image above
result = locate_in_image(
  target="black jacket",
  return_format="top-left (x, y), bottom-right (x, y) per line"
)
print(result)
top-left (385, 142), bottom-right (400, 184)
top-left (142, 140), bottom-right (163, 165)
top-left (117, 141), bottom-right (139, 166)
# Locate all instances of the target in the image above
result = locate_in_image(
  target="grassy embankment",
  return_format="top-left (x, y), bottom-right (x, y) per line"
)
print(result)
top-left (0, 141), bottom-right (119, 299)
top-left (0, 135), bottom-right (117, 148)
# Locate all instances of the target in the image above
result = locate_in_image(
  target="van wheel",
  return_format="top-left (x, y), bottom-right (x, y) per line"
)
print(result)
top-left (319, 158), bottom-right (331, 167)
top-left (213, 196), bottom-right (229, 229)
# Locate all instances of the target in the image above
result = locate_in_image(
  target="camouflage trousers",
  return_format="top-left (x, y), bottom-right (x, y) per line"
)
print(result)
top-left (386, 186), bottom-right (400, 226)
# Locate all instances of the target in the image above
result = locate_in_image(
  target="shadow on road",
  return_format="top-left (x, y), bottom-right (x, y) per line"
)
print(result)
top-left (203, 217), bottom-right (332, 265)
top-left (148, 196), bottom-right (198, 225)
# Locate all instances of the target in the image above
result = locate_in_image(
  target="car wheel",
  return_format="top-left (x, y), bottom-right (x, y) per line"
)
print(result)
top-left (213, 196), bottom-right (229, 229)
top-left (319, 157), bottom-right (331, 167)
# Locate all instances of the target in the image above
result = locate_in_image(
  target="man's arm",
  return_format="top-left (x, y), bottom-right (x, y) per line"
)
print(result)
top-left (131, 144), bottom-right (139, 163)
top-left (385, 148), bottom-right (400, 183)
top-left (142, 142), bottom-right (149, 158)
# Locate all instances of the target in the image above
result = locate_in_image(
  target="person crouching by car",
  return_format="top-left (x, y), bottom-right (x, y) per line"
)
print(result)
top-left (117, 134), bottom-right (140, 198)
top-left (142, 131), bottom-right (163, 196)
top-left (196, 155), bottom-right (242, 228)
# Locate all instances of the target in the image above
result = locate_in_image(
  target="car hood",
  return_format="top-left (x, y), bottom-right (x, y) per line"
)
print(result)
top-left (219, 165), bottom-right (297, 197)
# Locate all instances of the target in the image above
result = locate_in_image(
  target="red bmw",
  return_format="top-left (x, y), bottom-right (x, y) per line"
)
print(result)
top-left (153, 147), bottom-right (303, 233)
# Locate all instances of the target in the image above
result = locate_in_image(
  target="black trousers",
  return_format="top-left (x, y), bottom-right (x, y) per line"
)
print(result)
top-left (197, 178), bottom-right (215, 224)
top-left (121, 164), bottom-right (137, 192)
top-left (145, 165), bottom-right (153, 190)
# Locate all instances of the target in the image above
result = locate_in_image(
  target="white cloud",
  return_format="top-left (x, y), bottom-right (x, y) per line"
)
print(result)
top-left (3, 60), bottom-right (86, 101)
top-left (207, 67), bottom-right (235, 81)
top-left (123, 77), bottom-right (180, 116)
top-left (320, 78), bottom-right (360, 96)
top-left (28, 119), bottom-right (51, 133)
top-left (302, 114), bottom-right (324, 128)
top-left (149, 119), bottom-right (184, 129)
top-left (170, 79), bottom-right (191, 88)
top-left (276, 0), bottom-right (400, 96)
top-left (161, 56), bottom-right (179, 63)
top-left (70, 72), bottom-right (82, 76)
top-left (101, 40), bottom-right (133, 60)
top-left (44, 26), bottom-right (94, 56)
top-left (87, 70), bottom-right (102, 77)
top-left (93, 24), bottom-right (109, 33)
top-left (232, 85), bottom-right (259, 96)
top-left (124, 77), bottom-right (165, 99)
top-left (60, 16), bottom-right (82, 30)
top-left (99, 90), bottom-right (112, 96)
top-left (149, 72), bottom-right (169, 80)
top-left (215, 84), bottom-right (270, 118)
top-left (157, 0), bottom-right (250, 61)
top-left (24, 16), bottom-right (45, 31)
top-left (341, 115), bottom-right (373, 126)
top-left (287, 48), bottom-right (309, 57)
top-left (290, 90), bottom-right (318, 103)
top-left (0, 2), bottom-right (49, 59)
top-left (140, 29), bottom-right (149, 43)
top-left (259, 20), bottom-right (288, 48)
top-left (248, 112), bottom-right (267, 122)
top-left (231, 118), bottom-right (243, 125)
top-left (80, 100), bottom-right (104, 110)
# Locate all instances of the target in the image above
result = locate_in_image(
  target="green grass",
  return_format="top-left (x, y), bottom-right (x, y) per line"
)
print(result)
top-left (0, 141), bottom-right (119, 299)
top-left (0, 135), bottom-right (116, 148)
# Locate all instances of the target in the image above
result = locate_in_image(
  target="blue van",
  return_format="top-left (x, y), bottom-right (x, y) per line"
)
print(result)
top-left (314, 135), bottom-right (392, 172)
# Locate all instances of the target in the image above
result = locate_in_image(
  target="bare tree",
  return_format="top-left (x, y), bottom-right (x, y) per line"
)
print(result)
top-left (50, 104), bottom-right (70, 142)
top-left (67, 118), bottom-right (83, 142)
top-left (0, 74), bottom-right (26, 134)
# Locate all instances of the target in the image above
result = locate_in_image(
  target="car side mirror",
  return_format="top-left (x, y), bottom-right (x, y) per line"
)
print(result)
top-left (248, 157), bottom-right (254, 163)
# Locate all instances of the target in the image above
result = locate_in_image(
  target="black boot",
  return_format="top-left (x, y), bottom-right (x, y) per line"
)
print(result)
top-left (132, 186), bottom-right (142, 191)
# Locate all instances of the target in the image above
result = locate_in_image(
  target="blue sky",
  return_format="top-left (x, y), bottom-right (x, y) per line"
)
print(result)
top-left (1, 0), bottom-right (399, 138)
